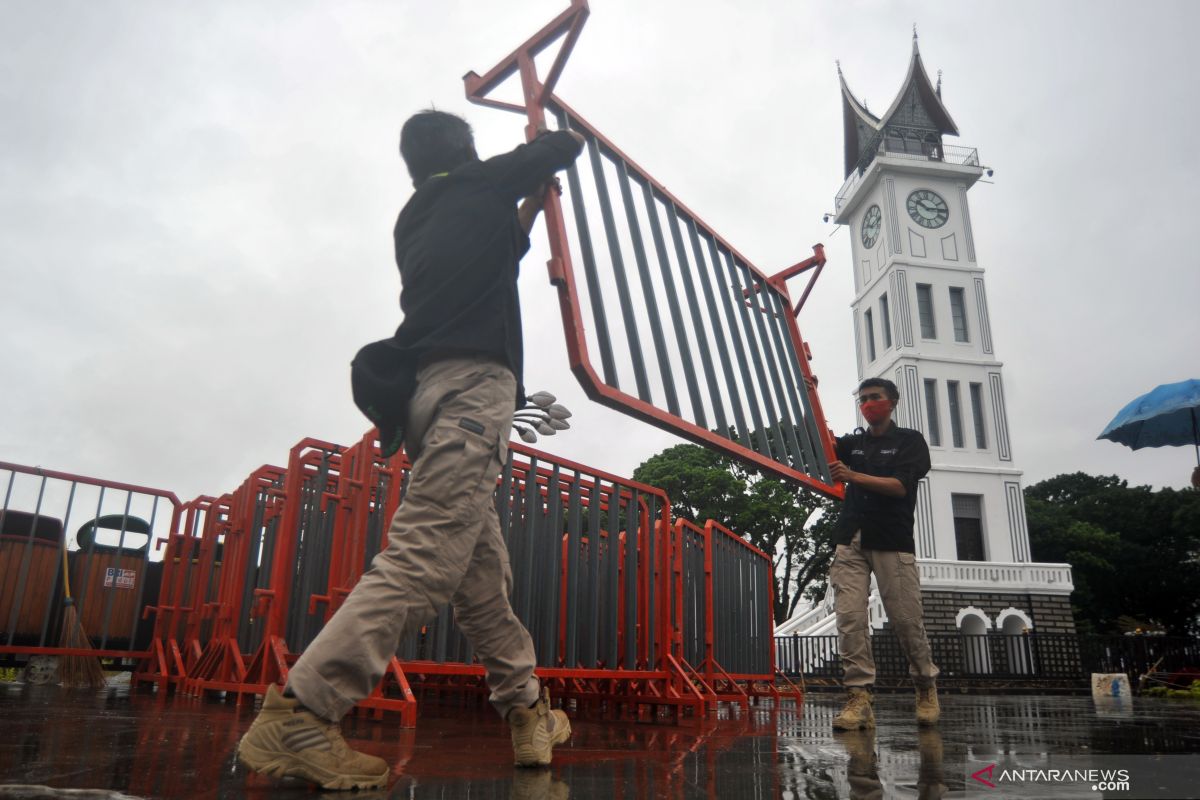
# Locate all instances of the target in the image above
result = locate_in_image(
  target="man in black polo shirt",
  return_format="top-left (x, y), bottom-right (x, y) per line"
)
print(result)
top-left (828, 378), bottom-right (939, 730)
top-left (236, 111), bottom-right (585, 789)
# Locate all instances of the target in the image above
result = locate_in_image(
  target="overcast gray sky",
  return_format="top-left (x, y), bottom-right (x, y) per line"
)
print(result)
top-left (2, 0), bottom-right (1198, 504)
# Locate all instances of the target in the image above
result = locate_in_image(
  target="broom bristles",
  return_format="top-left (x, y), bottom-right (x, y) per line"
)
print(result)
top-left (57, 600), bottom-right (106, 689)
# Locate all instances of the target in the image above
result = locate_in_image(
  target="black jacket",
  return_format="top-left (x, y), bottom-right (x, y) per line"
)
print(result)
top-left (391, 130), bottom-right (584, 403)
top-left (831, 423), bottom-right (931, 552)
top-left (351, 131), bottom-right (583, 457)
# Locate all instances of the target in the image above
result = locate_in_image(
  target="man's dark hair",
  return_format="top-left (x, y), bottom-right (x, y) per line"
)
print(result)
top-left (857, 377), bottom-right (900, 401)
top-left (399, 110), bottom-right (476, 187)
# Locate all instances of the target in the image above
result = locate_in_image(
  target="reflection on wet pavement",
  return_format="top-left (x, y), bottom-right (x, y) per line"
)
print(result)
top-left (2, 683), bottom-right (1199, 798)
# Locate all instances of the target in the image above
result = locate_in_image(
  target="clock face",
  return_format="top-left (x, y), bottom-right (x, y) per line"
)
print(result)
top-left (861, 204), bottom-right (882, 249)
top-left (906, 189), bottom-right (949, 229)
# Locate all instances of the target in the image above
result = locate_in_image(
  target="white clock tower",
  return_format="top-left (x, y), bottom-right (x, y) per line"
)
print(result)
top-left (782, 34), bottom-right (1078, 645)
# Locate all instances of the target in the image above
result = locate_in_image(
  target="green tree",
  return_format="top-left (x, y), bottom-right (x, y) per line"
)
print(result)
top-left (633, 443), bottom-right (837, 624)
top-left (1026, 472), bottom-right (1200, 635)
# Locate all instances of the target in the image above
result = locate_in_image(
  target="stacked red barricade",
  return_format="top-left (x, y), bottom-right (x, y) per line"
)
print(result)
top-left (0, 430), bottom-right (792, 725)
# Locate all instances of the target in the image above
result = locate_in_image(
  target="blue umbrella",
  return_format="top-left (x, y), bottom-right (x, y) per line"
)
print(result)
top-left (1098, 379), bottom-right (1200, 467)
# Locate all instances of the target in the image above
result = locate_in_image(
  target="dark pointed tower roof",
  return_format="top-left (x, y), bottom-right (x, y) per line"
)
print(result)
top-left (839, 33), bottom-right (960, 178)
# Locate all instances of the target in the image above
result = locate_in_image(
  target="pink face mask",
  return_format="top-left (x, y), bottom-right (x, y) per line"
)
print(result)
top-left (860, 399), bottom-right (892, 425)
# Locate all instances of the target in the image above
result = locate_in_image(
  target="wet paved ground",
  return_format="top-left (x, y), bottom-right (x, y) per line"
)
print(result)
top-left (2, 682), bottom-right (1200, 799)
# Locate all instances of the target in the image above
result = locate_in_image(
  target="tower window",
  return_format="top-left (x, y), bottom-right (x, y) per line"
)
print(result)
top-left (864, 309), bottom-right (876, 362)
top-left (952, 494), bottom-right (985, 561)
top-left (947, 380), bottom-right (965, 448)
top-left (970, 382), bottom-right (987, 449)
top-left (949, 287), bottom-right (969, 342)
top-left (880, 293), bottom-right (892, 349)
top-left (916, 284), bottom-right (936, 339)
top-left (924, 379), bottom-right (941, 447)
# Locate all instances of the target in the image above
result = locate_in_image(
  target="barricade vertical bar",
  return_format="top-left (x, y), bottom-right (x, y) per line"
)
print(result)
top-left (707, 237), bottom-right (772, 455)
top-left (637, 494), bottom-right (649, 668)
top-left (0, 471), bottom-right (15, 644)
top-left (773, 268), bottom-right (838, 480)
top-left (623, 488), bottom-right (639, 669)
top-left (434, 604), bottom-right (452, 663)
top-left (767, 285), bottom-right (827, 474)
top-left (748, 554), bottom-right (758, 671)
top-left (740, 266), bottom-right (808, 467)
top-left (719, 537), bottom-right (731, 672)
top-left (126, 496), bottom-right (161, 653)
top-left (777, 307), bottom-right (835, 482)
top-left (606, 482), bottom-right (621, 669)
top-left (703, 523), bottom-right (715, 678)
top-left (586, 136), bottom-right (651, 401)
top-left (96, 492), bottom-right (135, 648)
top-left (615, 161), bottom-right (679, 415)
top-left (664, 208), bottom-right (722, 432)
top-left (763, 288), bottom-right (823, 473)
top-left (3, 474), bottom-right (47, 645)
top-left (40, 483), bottom-right (76, 647)
top-left (735, 543), bottom-right (745, 672)
top-left (660, 503), bottom-right (673, 665)
top-left (710, 534), bottom-right (720, 671)
top-left (544, 466), bottom-right (564, 667)
top-left (498, 449), bottom-right (514, 548)
top-left (721, 251), bottom-right (787, 461)
top-left (753, 554), bottom-right (763, 671)
top-left (727, 540), bottom-right (737, 671)
top-left (519, 457), bottom-right (538, 631)
top-left (646, 494), bottom-right (657, 668)
top-left (715, 533), bottom-right (726, 672)
top-left (678, 523), bottom-right (691, 663)
top-left (564, 477), bottom-right (582, 666)
top-left (688, 224), bottom-right (751, 446)
top-left (530, 470), bottom-right (547, 651)
top-left (584, 475), bottom-right (602, 667)
top-left (687, 523), bottom-right (697, 667)
top-left (642, 184), bottom-right (704, 426)
top-left (717, 535), bottom-right (727, 672)
top-left (180, 496), bottom-right (217, 651)
top-left (765, 562), bottom-right (776, 674)
top-left (556, 110), bottom-right (618, 387)
top-left (248, 511), bottom-right (272, 654)
top-left (743, 551), bottom-right (753, 673)
top-left (178, 502), bottom-right (206, 648)
top-left (506, 472), bottom-right (525, 620)
top-left (744, 548), bottom-right (753, 673)
top-left (232, 493), bottom-right (258, 649)
top-left (532, 465), bottom-right (548, 658)
top-left (736, 548), bottom-right (745, 675)
top-left (71, 486), bottom-right (106, 637)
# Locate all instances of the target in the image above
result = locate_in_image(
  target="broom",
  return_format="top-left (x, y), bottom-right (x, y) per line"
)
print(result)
top-left (56, 535), bottom-right (106, 688)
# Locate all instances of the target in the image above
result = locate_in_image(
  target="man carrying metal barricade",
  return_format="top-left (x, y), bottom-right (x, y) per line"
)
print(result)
top-left (827, 378), bottom-right (940, 730)
top-left (236, 110), bottom-right (584, 790)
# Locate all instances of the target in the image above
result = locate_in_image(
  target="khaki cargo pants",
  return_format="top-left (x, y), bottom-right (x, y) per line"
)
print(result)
top-left (288, 355), bottom-right (540, 722)
top-left (830, 531), bottom-right (939, 687)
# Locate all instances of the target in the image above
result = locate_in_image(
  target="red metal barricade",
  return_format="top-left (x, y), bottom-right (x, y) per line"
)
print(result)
top-left (1, 397), bottom-right (803, 719)
top-left (463, 1), bottom-right (842, 500)
top-left (671, 519), bottom-right (802, 709)
top-left (7, 430), bottom-right (798, 723)
top-left (0, 461), bottom-right (181, 664)
top-left (135, 495), bottom-right (218, 688)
